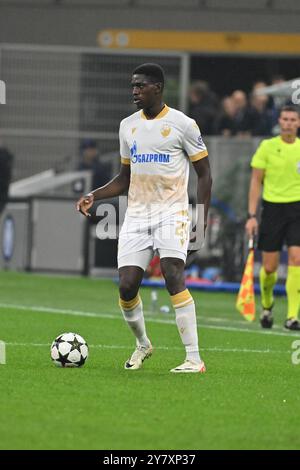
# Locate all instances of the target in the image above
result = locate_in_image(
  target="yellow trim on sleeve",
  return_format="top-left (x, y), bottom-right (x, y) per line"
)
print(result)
top-left (121, 157), bottom-right (130, 165)
top-left (189, 150), bottom-right (208, 162)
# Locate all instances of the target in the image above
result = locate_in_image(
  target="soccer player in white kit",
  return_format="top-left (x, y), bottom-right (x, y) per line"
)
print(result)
top-left (77, 63), bottom-right (212, 373)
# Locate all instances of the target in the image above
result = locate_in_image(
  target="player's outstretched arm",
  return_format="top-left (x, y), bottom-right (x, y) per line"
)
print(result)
top-left (76, 163), bottom-right (130, 217)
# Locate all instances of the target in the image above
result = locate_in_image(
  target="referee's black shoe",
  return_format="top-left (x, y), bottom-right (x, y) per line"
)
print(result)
top-left (284, 318), bottom-right (300, 331)
top-left (260, 306), bottom-right (274, 329)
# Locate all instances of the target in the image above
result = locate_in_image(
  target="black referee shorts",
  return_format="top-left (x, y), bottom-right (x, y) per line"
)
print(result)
top-left (258, 200), bottom-right (300, 252)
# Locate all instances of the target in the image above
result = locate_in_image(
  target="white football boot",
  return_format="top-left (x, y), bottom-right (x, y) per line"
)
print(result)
top-left (124, 343), bottom-right (153, 370)
top-left (170, 359), bottom-right (206, 374)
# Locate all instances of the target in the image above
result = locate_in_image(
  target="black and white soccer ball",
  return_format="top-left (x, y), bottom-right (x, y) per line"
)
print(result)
top-left (50, 332), bottom-right (89, 367)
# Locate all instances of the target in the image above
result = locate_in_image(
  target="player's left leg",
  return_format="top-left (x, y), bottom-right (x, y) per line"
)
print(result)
top-left (160, 256), bottom-right (206, 373)
top-left (260, 251), bottom-right (279, 329)
top-left (285, 246), bottom-right (300, 331)
top-left (284, 202), bottom-right (300, 331)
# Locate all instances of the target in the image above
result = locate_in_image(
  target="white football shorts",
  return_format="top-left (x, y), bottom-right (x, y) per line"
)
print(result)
top-left (117, 212), bottom-right (190, 270)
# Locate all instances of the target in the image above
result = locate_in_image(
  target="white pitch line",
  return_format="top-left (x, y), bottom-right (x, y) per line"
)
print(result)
top-left (5, 342), bottom-right (289, 355)
top-left (0, 302), bottom-right (277, 328)
top-left (0, 303), bottom-right (114, 319)
top-left (0, 302), bottom-right (299, 338)
top-left (197, 323), bottom-right (300, 338)
top-left (199, 315), bottom-right (285, 331)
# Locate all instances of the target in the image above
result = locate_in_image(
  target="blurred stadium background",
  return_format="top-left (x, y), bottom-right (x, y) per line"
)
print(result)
top-left (2, 0), bottom-right (300, 452)
top-left (1, 0), bottom-right (300, 283)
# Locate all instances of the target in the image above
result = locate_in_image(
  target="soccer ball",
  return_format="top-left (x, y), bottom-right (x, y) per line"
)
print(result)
top-left (50, 332), bottom-right (89, 367)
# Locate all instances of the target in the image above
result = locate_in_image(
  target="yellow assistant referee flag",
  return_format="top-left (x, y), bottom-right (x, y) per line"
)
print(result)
top-left (236, 240), bottom-right (255, 322)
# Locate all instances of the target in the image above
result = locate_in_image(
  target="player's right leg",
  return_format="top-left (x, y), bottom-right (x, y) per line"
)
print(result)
top-left (118, 264), bottom-right (153, 369)
top-left (118, 227), bottom-right (154, 369)
top-left (260, 252), bottom-right (279, 329)
top-left (257, 201), bottom-right (283, 329)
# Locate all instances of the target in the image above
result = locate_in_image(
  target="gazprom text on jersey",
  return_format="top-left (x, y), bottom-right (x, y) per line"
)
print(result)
top-left (131, 153), bottom-right (170, 164)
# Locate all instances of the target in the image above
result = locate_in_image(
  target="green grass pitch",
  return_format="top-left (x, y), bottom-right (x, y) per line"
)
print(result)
top-left (0, 271), bottom-right (299, 450)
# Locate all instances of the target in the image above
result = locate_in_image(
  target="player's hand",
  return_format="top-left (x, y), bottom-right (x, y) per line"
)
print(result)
top-left (187, 226), bottom-right (197, 254)
top-left (187, 223), bottom-right (206, 256)
top-left (187, 238), bottom-right (197, 257)
top-left (245, 217), bottom-right (258, 239)
top-left (76, 193), bottom-right (94, 217)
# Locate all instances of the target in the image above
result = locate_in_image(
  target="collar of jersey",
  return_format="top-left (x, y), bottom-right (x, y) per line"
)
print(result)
top-left (141, 105), bottom-right (169, 120)
top-left (279, 135), bottom-right (299, 145)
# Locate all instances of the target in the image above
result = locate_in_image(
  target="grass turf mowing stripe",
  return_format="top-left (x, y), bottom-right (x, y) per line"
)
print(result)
top-left (1, 302), bottom-right (300, 338)
top-left (5, 341), bottom-right (290, 354)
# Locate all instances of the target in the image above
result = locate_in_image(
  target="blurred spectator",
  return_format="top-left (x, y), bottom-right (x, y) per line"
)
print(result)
top-left (188, 81), bottom-right (219, 135)
top-left (231, 90), bottom-right (248, 113)
top-left (269, 75), bottom-right (288, 131)
top-left (271, 74), bottom-right (287, 109)
top-left (252, 80), bottom-right (268, 92)
top-left (77, 139), bottom-right (111, 190)
top-left (0, 136), bottom-right (14, 214)
top-left (214, 96), bottom-right (237, 136)
top-left (187, 76), bottom-right (296, 137)
top-left (271, 75), bottom-right (285, 85)
top-left (242, 94), bottom-right (273, 136)
top-left (231, 90), bottom-right (250, 136)
top-left (229, 88), bottom-right (273, 136)
top-left (252, 81), bottom-right (271, 106)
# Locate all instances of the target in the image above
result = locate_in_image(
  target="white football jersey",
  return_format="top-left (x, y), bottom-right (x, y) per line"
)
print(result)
top-left (119, 105), bottom-right (208, 220)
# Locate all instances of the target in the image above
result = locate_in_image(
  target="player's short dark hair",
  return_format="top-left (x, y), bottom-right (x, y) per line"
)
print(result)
top-left (132, 63), bottom-right (165, 87)
top-left (280, 105), bottom-right (300, 116)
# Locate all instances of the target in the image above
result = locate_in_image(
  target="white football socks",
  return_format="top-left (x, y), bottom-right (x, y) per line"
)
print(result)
top-left (171, 289), bottom-right (201, 364)
top-left (119, 294), bottom-right (151, 348)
